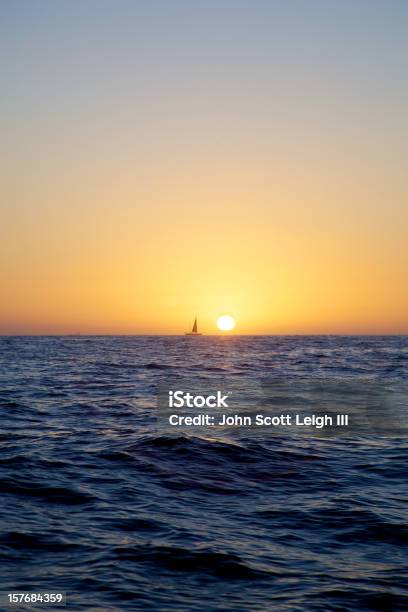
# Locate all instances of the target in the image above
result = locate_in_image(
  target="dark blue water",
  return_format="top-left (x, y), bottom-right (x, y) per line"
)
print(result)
top-left (0, 336), bottom-right (407, 611)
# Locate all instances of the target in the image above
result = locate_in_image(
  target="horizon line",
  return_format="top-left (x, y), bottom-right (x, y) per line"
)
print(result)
top-left (1, 333), bottom-right (407, 338)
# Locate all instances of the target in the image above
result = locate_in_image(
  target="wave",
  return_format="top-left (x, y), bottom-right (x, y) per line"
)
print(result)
top-left (0, 478), bottom-right (96, 505)
top-left (1, 531), bottom-right (82, 552)
top-left (113, 545), bottom-right (270, 579)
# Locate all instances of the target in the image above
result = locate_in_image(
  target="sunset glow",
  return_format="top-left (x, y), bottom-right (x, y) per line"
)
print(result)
top-left (0, 3), bottom-right (407, 335)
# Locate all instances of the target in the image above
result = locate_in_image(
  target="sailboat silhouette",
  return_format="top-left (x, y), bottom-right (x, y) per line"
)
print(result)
top-left (185, 316), bottom-right (202, 336)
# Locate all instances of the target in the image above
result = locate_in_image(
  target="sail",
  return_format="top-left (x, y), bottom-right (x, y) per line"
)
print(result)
top-left (192, 317), bottom-right (198, 333)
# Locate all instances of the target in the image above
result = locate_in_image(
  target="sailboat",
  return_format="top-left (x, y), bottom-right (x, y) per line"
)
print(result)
top-left (185, 316), bottom-right (202, 336)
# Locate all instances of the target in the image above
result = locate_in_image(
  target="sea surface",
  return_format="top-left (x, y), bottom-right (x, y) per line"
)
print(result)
top-left (0, 336), bottom-right (407, 611)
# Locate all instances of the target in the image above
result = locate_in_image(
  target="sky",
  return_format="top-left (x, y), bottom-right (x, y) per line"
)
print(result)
top-left (1, 0), bottom-right (407, 334)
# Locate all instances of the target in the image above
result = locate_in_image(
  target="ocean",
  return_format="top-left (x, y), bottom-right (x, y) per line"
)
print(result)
top-left (0, 335), bottom-right (407, 611)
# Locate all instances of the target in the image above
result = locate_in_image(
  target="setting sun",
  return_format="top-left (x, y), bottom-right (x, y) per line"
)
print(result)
top-left (217, 315), bottom-right (236, 332)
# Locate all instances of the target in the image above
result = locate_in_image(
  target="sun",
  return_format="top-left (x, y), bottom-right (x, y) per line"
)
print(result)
top-left (216, 314), bottom-right (236, 331)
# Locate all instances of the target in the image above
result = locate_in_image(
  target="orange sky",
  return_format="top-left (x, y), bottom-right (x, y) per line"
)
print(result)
top-left (1, 2), bottom-right (407, 334)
